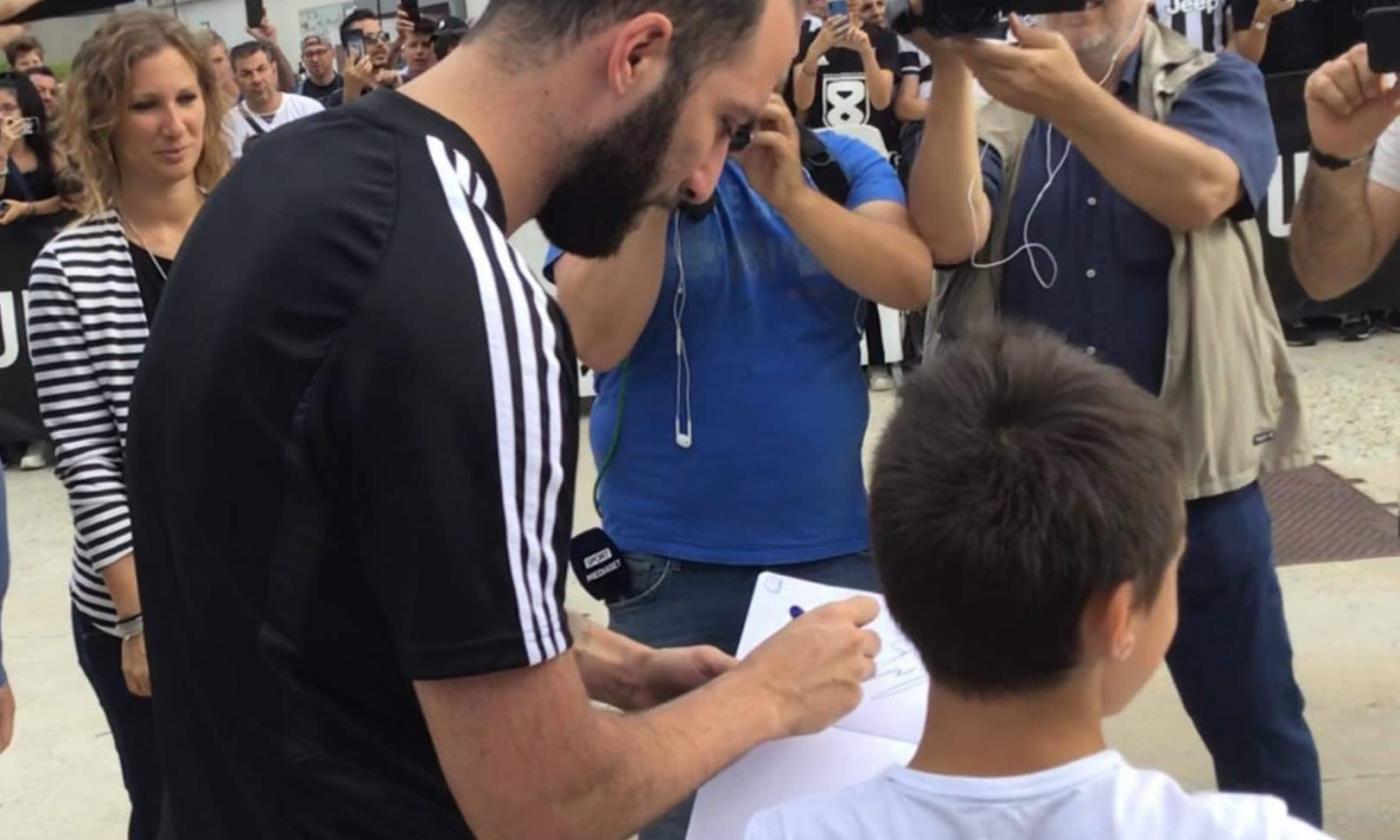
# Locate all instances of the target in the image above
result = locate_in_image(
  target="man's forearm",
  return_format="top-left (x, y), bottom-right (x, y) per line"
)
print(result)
top-left (1291, 164), bottom-right (1380, 299)
top-left (1052, 82), bottom-right (1242, 232)
top-left (794, 61), bottom-right (819, 112)
top-left (909, 56), bottom-right (988, 264)
top-left (554, 209), bottom-right (669, 371)
top-left (422, 656), bottom-right (788, 840)
top-left (862, 53), bottom-right (894, 111)
top-left (895, 74), bottom-right (928, 123)
top-left (267, 43), bottom-right (296, 92)
top-left (781, 191), bottom-right (933, 309)
top-left (1229, 27), bottom-right (1268, 64)
top-left (561, 669), bottom-right (784, 838)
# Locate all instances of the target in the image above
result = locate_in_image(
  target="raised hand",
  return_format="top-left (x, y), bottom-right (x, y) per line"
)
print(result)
top-left (1305, 44), bottom-right (1400, 161)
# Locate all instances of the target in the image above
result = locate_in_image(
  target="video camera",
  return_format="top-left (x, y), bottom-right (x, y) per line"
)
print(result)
top-left (887, 0), bottom-right (1088, 38)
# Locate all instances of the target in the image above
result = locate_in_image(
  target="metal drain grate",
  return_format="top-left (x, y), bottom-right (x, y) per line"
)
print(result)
top-left (1260, 464), bottom-right (1400, 567)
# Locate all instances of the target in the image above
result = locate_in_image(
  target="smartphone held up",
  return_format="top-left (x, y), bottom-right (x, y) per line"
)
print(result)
top-left (1365, 4), bottom-right (1400, 74)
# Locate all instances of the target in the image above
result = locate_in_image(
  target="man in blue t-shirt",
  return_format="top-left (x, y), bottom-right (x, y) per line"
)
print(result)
top-left (549, 96), bottom-right (930, 837)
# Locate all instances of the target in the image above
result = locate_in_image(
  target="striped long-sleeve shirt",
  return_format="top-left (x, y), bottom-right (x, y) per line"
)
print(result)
top-left (26, 212), bottom-right (144, 636)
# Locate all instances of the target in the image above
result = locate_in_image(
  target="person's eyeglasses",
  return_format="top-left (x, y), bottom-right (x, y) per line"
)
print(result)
top-left (364, 31), bottom-right (392, 44)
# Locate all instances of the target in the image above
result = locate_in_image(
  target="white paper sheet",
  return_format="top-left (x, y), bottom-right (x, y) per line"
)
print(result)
top-left (735, 572), bottom-right (929, 744)
top-left (687, 573), bottom-right (932, 839)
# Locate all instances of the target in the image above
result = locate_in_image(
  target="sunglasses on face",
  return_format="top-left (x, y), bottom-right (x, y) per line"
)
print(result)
top-left (363, 31), bottom-right (392, 44)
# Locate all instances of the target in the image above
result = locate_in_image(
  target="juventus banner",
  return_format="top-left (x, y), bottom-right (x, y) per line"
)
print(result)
top-left (1260, 70), bottom-right (1400, 314)
top-left (0, 248), bottom-right (40, 444)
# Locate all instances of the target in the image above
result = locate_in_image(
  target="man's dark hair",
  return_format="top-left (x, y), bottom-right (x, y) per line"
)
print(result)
top-left (4, 35), bottom-right (42, 68)
top-left (474, 0), bottom-right (771, 84)
top-left (870, 325), bottom-right (1185, 697)
top-left (24, 65), bottom-right (55, 80)
top-left (229, 40), bottom-right (273, 68)
top-left (340, 8), bottom-right (379, 46)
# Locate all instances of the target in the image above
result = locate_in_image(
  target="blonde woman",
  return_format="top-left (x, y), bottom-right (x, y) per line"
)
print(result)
top-left (25, 11), bottom-right (227, 839)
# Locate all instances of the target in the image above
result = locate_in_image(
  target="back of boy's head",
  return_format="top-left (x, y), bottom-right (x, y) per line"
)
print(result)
top-left (871, 325), bottom-right (1185, 696)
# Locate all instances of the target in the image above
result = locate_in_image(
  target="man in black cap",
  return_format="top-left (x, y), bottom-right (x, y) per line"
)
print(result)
top-left (298, 33), bottom-right (344, 105)
top-left (433, 14), bottom-right (470, 61)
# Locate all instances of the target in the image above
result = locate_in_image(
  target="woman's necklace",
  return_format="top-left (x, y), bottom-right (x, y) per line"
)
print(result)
top-left (117, 210), bottom-right (171, 285)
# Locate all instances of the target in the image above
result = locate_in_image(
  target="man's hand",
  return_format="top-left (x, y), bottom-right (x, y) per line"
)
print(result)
top-left (809, 16), bottom-right (846, 60)
top-left (376, 69), bottom-right (403, 90)
top-left (0, 682), bottom-right (13, 753)
top-left (957, 15), bottom-right (1095, 121)
top-left (396, 7), bottom-right (415, 42)
top-left (627, 645), bottom-right (736, 710)
top-left (736, 95), bottom-right (809, 214)
top-left (734, 596), bottom-right (881, 737)
top-left (0, 114), bottom-right (22, 158)
top-left (1305, 44), bottom-right (1400, 161)
top-left (0, 200), bottom-right (28, 226)
top-left (838, 24), bottom-right (873, 56)
top-left (248, 13), bottom-right (277, 43)
top-left (122, 633), bottom-right (152, 698)
top-left (344, 56), bottom-right (377, 90)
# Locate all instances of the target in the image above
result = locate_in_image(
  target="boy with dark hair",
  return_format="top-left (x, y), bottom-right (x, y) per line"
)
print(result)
top-left (749, 325), bottom-right (1331, 839)
top-left (3, 32), bottom-right (40, 71)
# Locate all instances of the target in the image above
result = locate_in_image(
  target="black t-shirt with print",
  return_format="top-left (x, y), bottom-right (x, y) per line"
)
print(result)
top-left (298, 71), bottom-right (344, 105)
top-left (797, 23), bottom-right (903, 159)
top-left (128, 91), bottom-right (578, 840)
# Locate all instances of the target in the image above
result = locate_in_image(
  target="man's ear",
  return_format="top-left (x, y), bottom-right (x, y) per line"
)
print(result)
top-left (605, 12), bottom-right (675, 96)
top-left (1081, 581), bottom-right (1138, 663)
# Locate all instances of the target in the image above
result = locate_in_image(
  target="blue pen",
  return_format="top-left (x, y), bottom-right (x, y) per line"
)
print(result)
top-left (789, 605), bottom-right (804, 619)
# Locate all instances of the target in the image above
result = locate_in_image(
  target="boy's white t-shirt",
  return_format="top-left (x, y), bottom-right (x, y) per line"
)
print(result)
top-left (223, 93), bottom-right (325, 160)
top-left (746, 751), bottom-right (1331, 840)
top-left (1372, 119), bottom-right (1400, 194)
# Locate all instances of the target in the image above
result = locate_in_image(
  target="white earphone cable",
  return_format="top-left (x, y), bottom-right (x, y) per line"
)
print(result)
top-left (672, 215), bottom-right (694, 450)
top-left (964, 6), bottom-right (1150, 289)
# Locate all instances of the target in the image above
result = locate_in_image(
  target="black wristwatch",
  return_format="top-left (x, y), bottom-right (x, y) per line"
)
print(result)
top-left (1309, 146), bottom-right (1372, 171)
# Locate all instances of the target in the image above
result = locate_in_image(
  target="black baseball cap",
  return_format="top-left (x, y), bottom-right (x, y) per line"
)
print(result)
top-left (434, 15), bottom-right (470, 38)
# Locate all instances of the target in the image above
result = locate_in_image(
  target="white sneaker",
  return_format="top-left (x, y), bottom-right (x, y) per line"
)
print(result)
top-left (868, 368), bottom-right (895, 393)
top-left (20, 442), bottom-right (49, 471)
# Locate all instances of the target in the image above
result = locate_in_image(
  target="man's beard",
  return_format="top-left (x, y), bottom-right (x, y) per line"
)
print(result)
top-left (536, 72), bottom-right (687, 259)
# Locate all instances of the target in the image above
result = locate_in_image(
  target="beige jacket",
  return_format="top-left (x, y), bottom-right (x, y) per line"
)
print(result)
top-left (930, 22), bottom-right (1310, 500)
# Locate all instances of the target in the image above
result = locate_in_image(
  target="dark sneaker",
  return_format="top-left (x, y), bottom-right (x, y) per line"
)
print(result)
top-left (1339, 313), bottom-right (1376, 342)
top-left (1282, 320), bottom-right (1316, 348)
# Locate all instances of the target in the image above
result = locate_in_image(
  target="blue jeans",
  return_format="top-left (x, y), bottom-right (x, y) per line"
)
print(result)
top-left (1169, 483), bottom-right (1322, 827)
top-left (72, 606), bottom-right (168, 840)
top-left (607, 551), bottom-right (880, 840)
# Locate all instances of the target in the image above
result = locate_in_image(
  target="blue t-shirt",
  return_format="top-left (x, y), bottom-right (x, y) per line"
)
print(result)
top-left (983, 48), bottom-right (1276, 394)
top-left (547, 134), bottom-right (905, 565)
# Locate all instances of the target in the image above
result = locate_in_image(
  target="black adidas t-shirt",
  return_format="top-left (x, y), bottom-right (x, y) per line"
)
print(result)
top-left (128, 91), bottom-right (577, 839)
top-left (796, 23), bottom-right (903, 158)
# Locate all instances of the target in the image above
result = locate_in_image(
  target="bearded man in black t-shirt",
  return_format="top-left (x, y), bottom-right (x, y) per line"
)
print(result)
top-left (127, 1), bottom-right (885, 838)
